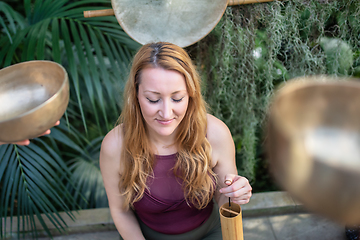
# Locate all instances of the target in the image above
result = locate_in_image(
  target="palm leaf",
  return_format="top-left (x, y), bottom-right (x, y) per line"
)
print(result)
top-left (67, 137), bottom-right (108, 209)
top-left (51, 17), bottom-right (61, 63)
top-left (0, 14), bottom-right (12, 43)
top-left (0, 2), bottom-right (25, 43)
top-left (71, 21), bottom-right (102, 133)
top-left (0, 142), bottom-right (75, 239)
top-left (26, 21), bottom-right (42, 61)
top-left (0, 0), bottom-right (138, 238)
top-left (60, 17), bottom-right (88, 133)
top-left (36, 18), bottom-right (51, 60)
top-left (47, 123), bottom-right (108, 209)
top-left (1, 0), bottom-right (136, 133)
top-left (0, 25), bottom-right (30, 66)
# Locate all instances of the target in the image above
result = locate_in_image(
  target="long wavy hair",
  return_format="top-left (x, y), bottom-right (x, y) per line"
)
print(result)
top-left (118, 42), bottom-right (216, 210)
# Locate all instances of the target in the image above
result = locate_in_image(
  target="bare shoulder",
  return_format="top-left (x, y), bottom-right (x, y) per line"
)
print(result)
top-left (206, 114), bottom-right (233, 148)
top-left (100, 124), bottom-right (123, 167)
top-left (206, 114), bottom-right (235, 167)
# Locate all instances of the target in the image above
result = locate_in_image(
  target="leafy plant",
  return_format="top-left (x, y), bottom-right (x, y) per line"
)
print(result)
top-left (192, 0), bottom-right (360, 186)
top-left (320, 37), bottom-right (354, 75)
top-left (0, 0), bottom-right (138, 238)
top-left (2, 0), bottom-right (360, 238)
top-left (0, 141), bottom-right (75, 239)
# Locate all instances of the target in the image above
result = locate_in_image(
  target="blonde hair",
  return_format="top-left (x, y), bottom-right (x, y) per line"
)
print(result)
top-left (118, 42), bottom-right (216, 209)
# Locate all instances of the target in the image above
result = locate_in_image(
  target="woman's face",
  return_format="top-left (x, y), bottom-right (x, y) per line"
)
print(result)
top-left (137, 67), bottom-right (189, 142)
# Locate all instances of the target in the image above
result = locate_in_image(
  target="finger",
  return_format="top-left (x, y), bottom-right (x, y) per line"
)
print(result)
top-left (220, 177), bottom-right (252, 197)
top-left (220, 175), bottom-right (244, 194)
top-left (13, 140), bottom-right (30, 146)
top-left (39, 129), bottom-right (51, 136)
top-left (234, 190), bottom-right (252, 204)
top-left (222, 185), bottom-right (250, 198)
top-left (221, 190), bottom-right (251, 206)
top-left (229, 184), bottom-right (252, 200)
top-left (38, 120), bottom-right (60, 137)
top-left (224, 173), bottom-right (238, 186)
top-left (39, 120), bottom-right (59, 136)
top-left (224, 179), bottom-right (232, 186)
top-left (232, 196), bottom-right (251, 205)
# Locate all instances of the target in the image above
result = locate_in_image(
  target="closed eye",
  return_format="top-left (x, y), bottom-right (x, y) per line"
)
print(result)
top-left (147, 98), bottom-right (160, 104)
top-left (172, 97), bottom-right (184, 103)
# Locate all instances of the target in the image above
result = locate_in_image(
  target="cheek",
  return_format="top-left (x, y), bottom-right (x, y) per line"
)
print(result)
top-left (138, 99), bottom-right (156, 117)
top-left (178, 99), bottom-right (189, 116)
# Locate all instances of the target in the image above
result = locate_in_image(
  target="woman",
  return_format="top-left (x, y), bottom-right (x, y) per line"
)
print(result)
top-left (100, 42), bottom-right (252, 240)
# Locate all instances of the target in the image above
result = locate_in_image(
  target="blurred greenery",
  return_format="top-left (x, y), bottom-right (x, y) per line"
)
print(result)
top-left (190, 0), bottom-right (360, 190)
top-left (1, 0), bottom-right (360, 238)
top-left (0, 0), bottom-right (139, 238)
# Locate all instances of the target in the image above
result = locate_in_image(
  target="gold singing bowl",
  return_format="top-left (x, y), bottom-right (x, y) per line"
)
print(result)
top-left (267, 76), bottom-right (360, 225)
top-left (0, 61), bottom-right (69, 143)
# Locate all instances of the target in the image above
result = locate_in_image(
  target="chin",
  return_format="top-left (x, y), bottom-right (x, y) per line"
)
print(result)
top-left (153, 126), bottom-right (178, 137)
top-left (156, 129), bottom-right (176, 137)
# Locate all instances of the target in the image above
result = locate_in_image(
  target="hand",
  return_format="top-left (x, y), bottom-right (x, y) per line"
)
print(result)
top-left (219, 174), bottom-right (252, 205)
top-left (0, 120), bottom-right (60, 146)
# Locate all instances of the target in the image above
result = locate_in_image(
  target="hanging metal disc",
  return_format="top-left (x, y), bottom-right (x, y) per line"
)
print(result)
top-left (111, 0), bottom-right (228, 47)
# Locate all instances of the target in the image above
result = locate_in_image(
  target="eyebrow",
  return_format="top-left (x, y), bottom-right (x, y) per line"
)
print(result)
top-left (144, 90), bottom-right (187, 95)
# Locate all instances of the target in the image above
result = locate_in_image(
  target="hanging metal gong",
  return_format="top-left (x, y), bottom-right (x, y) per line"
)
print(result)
top-left (84, 0), bottom-right (279, 47)
top-left (110, 0), bottom-right (228, 47)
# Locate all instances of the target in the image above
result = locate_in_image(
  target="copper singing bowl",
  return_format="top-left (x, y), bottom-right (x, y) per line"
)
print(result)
top-left (0, 61), bottom-right (69, 142)
top-left (267, 76), bottom-right (360, 225)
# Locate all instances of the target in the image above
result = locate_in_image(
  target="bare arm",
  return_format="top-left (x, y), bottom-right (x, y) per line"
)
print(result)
top-left (207, 114), bottom-right (252, 207)
top-left (100, 125), bottom-right (146, 240)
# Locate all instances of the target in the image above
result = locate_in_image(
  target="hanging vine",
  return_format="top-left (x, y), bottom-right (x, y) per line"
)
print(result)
top-left (189, 0), bottom-right (360, 186)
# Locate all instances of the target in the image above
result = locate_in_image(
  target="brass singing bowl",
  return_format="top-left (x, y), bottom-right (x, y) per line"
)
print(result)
top-left (267, 76), bottom-right (360, 225)
top-left (0, 61), bottom-right (69, 143)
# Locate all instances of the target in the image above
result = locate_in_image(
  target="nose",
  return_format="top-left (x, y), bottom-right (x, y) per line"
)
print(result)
top-left (159, 99), bottom-right (173, 119)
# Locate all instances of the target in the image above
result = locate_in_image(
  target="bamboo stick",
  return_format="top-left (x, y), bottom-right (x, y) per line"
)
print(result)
top-left (83, 9), bottom-right (114, 18)
top-left (220, 207), bottom-right (240, 216)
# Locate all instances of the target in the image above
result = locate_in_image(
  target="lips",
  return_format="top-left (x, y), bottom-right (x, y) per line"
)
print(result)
top-left (157, 118), bottom-right (174, 125)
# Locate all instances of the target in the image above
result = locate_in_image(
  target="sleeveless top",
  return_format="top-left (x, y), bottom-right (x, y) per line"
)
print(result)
top-left (133, 153), bottom-right (214, 235)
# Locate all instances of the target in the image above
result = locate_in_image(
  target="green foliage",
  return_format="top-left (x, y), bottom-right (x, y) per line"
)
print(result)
top-left (0, 0), bottom-right (138, 238)
top-left (66, 136), bottom-right (106, 209)
top-left (192, 0), bottom-right (360, 185)
top-left (0, 141), bottom-right (75, 239)
top-left (320, 37), bottom-right (353, 75)
top-left (2, 0), bottom-right (360, 238)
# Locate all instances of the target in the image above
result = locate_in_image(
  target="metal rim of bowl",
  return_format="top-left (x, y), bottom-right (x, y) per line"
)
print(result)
top-left (0, 60), bottom-right (69, 124)
top-left (269, 75), bottom-right (360, 136)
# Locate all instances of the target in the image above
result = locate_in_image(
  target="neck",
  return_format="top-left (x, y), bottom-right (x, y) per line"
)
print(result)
top-left (148, 135), bottom-right (178, 155)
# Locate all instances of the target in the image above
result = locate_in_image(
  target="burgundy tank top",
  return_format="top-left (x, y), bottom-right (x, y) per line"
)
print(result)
top-left (133, 153), bottom-right (213, 235)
